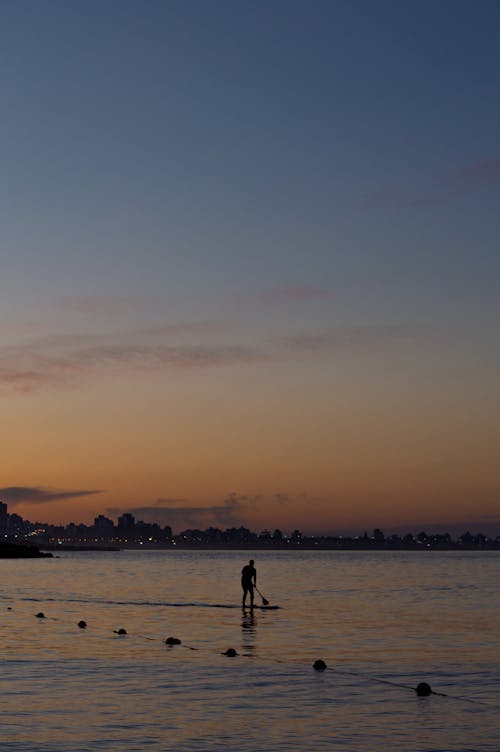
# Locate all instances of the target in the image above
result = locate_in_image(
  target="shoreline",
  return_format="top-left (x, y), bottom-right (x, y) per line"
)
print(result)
top-left (34, 542), bottom-right (500, 552)
top-left (0, 542), bottom-right (53, 558)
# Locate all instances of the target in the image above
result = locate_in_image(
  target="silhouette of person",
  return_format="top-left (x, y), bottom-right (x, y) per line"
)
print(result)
top-left (241, 559), bottom-right (256, 609)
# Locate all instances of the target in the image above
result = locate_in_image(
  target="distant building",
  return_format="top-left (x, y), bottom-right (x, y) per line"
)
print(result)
top-left (94, 515), bottom-right (115, 537)
top-left (8, 513), bottom-right (28, 537)
top-left (0, 501), bottom-right (8, 534)
top-left (117, 513), bottom-right (135, 531)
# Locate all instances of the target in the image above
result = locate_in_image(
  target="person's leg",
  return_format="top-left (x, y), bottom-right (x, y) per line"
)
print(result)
top-left (249, 584), bottom-right (254, 609)
top-left (242, 584), bottom-right (248, 607)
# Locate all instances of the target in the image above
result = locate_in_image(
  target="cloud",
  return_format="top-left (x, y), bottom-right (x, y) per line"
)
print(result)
top-left (363, 156), bottom-right (500, 210)
top-left (53, 295), bottom-right (160, 315)
top-left (74, 344), bottom-right (263, 369)
top-left (0, 367), bottom-right (51, 393)
top-left (0, 321), bottom-right (431, 395)
top-left (254, 286), bottom-right (331, 304)
top-left (0, 486), bottom-right (103, 506)
top-left (107, 492), bottom-right (312, 533)
top-left (0, 337), bottom-right (267, 393)
top-left (227, 286), bottom-right (330, 309)
top-left (451, 158), bottom-right (500, 186)
top-left (140, 322), bottom-right (229, 337)
top-left (272, 493), bottom-right (290, 505)
top-left (107, 495), bottom-right (249, 531)
top-left (285, 325), bottom-right (428, 352)
top-left (50, 304), bottom-right (226, 339)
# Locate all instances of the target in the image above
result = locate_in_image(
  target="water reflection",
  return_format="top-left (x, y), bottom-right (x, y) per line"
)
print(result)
top-left (241, 609), bottom-right (257, 653)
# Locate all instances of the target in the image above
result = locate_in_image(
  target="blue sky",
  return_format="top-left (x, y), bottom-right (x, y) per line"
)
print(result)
top-left (2, 1), bottom-right (499, 307)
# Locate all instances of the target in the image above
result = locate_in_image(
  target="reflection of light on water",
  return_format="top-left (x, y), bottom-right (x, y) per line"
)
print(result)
top-left (241, 610), bottom-right (257, 652)
top-left (1, 550), bottom-right (499, 751)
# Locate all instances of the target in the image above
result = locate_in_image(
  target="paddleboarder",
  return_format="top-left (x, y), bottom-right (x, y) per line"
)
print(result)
top-left (241, 559), bottom-right (257, 609)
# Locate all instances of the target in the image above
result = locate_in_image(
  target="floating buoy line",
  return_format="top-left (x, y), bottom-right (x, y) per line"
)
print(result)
top-left (3, 602), bottom-right (499, 710)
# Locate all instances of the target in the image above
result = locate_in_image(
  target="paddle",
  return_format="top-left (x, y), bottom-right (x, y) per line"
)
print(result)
top-left (255, 586), bottom-right (269, 606)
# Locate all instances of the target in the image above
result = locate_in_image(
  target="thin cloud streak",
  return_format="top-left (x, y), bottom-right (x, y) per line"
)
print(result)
top-left (54, 295), bottom-right (161, 315)
top-left (0, 324), bottom-right (432, 394)
top-left (254, 286), bottom-right (331, 304)
top-left (0, 486), bottom-right (103, 506)
top-left (285, 325), bottom-right (429, 352)
top-left (74, 344), bottom-right (265, 370)
top-left (1, 321), bottom-right (228, 351)
top-left (0, 339), bottom-right (267, 393)
top-left (363, 156), bottom-right (500, 209)
top-left (451, 158), bottom-right (500, 185)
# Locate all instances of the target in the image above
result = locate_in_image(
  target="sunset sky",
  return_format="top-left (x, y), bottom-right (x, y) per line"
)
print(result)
top-left (1, 0), bottom-right (499, 535)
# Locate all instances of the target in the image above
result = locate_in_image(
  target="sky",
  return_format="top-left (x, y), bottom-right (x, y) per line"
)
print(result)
top-left (1, 0), bottom-right (499, 535)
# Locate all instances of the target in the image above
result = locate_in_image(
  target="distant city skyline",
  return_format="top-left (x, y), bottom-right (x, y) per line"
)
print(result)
top-left (1, 1), bottom-right (499, 536)
top-left (1, 493), bottom-right (499, 539)
top-left (1, 499), bottom-right (498, 547)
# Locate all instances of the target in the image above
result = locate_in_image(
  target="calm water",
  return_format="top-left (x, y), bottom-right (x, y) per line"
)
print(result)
top-left (1, 549), bottom-right (499, 751)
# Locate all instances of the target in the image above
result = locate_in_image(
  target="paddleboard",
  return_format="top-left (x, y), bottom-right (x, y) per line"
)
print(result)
top-left (243, 604), bottom-right (280, 610)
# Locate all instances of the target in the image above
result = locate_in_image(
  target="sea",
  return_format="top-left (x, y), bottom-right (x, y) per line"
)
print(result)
top-left (1, 549), bottom-right (499, 751)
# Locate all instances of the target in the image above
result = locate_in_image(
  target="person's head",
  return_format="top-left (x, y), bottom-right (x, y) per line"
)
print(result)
top-left (249, 559), bottom-right (254, 566)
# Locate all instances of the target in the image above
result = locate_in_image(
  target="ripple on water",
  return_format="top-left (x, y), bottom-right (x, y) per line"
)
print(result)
top-left (1, 550), bottom-right (500, 751)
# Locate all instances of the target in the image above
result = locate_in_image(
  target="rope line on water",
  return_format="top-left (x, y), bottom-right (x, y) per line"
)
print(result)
top-left (323, 665), bottom-right (499, 708)
top-left (264, 656), bottom-right (500, 707)
top-left (3, 602), bottom-right (500, 710)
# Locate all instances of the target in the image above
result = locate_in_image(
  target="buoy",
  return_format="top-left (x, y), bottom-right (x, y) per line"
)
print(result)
top-left (165, 636), bottom-right (181, 645)
top-left (78, 620), bottom-right (87, 629)
top-left (113, 628), bottom-right (127, 635)
top-left (415, 682), bottom-right (432, 696)
top-left (36, 612), bottom-right (46, 619)
top-left (313, 659), bottom-right (327, 671)
top-left (223, 648), bottom-right (238, 657)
